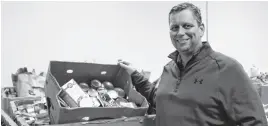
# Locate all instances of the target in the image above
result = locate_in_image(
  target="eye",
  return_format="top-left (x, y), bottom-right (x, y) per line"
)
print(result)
top-left (183, 24), bottom-right (192, 29)
top-left (171, 26), bottom-right (179, 31)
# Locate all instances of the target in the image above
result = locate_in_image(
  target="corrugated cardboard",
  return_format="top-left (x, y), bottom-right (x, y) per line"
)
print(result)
top-left (9, 97), bottom-right (45, 126)
top-left (45, 61), bottom-right (149, 124)
top-left (262, 85), bottom-right (268, 104)
top-left (1, 87), bottom-right (41, 116)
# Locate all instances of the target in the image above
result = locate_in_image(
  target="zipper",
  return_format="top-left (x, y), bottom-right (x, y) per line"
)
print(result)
top-left (172, 46), bottom-right (204, 92)
top-left (174, 63), bottom-right (184, 92)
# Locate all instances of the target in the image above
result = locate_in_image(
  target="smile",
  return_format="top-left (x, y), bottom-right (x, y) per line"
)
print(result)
top-left (176, 38), bottom-right (190, 42)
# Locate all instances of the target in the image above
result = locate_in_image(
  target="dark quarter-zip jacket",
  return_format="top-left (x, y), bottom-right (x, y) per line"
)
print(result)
top-left (131, 42), bottom-right (267, 126)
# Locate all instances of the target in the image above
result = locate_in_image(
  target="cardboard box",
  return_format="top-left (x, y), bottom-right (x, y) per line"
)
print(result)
top-left (262, 85), bottom-right (268, 104)
top-left (9, 97), bottom-right (50, 126)
top-left (2, 71), bottom-right (46, 115)
top-left (1, 109), bottom-right (18, 126)
top-left (1, 87), bottom-right (41, 116)
top-left (45, 61), bottom-right (149, 124)
top-left (43, 115), bottom-right (155, 126)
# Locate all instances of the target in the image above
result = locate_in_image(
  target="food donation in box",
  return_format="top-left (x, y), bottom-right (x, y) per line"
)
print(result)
top-left (58, 79), bottom-right (138, 108)
top-left (10, 97), bottom-right (50, 126)
top-left (2, 67), bottom-right (47, 117)
top-left (45, 61), bottom-right (149, 124)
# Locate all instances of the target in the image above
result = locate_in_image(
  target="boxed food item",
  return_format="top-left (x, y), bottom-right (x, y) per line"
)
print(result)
top-left (9, 97), bottom-right (50, 126)
top-left (57, 79), bottom-right (139, 109)
top-left (1, 87), bottom-right (41, 116)
top-left (45, 61), bottom-right (149, 124)
top-left (2, 68), bottom-right (47, 116)
top-left (14, 70), bottom-right (46, 98)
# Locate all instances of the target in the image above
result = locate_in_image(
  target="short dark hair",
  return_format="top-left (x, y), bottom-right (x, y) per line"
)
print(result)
top-left (169, 2), bottom-right (203, 26)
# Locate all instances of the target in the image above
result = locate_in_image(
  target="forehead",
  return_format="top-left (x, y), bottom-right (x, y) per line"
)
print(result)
top-left (169, 9), bottom-right (197, 25)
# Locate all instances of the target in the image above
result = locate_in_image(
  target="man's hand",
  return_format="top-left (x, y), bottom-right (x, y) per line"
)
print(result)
top-left (117, 59), bottom-right (137, 75)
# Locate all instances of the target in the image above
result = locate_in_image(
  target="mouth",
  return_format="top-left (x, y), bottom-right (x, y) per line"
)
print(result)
top-left (175, 38), bottom-right (190, 43)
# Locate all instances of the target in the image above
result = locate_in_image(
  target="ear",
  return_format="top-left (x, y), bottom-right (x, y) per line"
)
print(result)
top-left (199, 23), bottom-right (205, 37)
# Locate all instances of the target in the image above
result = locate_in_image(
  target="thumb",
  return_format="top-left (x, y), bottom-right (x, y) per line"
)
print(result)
top-left (118, 62), bottom-right (129, 69)
top-left (118, 59), bottom-right (130, 66)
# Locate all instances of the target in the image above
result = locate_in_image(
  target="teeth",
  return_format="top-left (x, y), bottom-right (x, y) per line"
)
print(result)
top-left (175, 39), bottom-right (189, 41)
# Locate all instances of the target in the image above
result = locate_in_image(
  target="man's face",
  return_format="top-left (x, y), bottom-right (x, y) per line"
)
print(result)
top-left (169, 9), bottom-right (204, 54)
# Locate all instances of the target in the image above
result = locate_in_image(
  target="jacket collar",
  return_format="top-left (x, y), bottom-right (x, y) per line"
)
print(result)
top-left (168, 42), bottom-right (213, 66)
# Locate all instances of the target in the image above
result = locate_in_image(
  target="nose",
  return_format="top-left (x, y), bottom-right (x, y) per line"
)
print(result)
top-left (176, 26), bottom-right (186, 36)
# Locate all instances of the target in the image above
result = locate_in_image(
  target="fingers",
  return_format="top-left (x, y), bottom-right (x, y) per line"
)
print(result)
top-left (118, 59), bottom-right (137, 75)
top-left (118, 62), bottom-right (129, 69)
top-left (118, 59), bottom-right (130, 65)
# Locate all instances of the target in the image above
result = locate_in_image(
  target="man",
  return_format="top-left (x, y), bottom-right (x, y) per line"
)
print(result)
top-left (119, 2), bottom-right (267, 126)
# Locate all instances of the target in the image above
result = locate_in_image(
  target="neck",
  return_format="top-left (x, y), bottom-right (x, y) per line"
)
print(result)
top-left (180, 42), bottom-right (203, 66)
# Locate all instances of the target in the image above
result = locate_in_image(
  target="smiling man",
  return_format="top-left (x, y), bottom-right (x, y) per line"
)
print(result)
top-left (118, 2), bottom-right (267, 126)
top-left (169, 5), bottom-right (204, 66)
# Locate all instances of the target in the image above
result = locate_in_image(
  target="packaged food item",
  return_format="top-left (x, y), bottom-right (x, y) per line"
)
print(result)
top-left (88, 88), bottom-right (99, 97)
top-left (11, 98), bottom-right (50, 126)
top-left (102, 81), bottom-right (114, 90)
top-left (114, 88), bottom-right (125, 98)
top-left (59, 79), bottom-right (139, 109)
top-left (79, 83), bottom-right (90, 92)
top-left (97, 87), bottom-right (108, 95)
top-left (90, 80), bottom-right (103, 90)
top-left (107, 90), bottom-right (119, 99)
top-left (61, 79), bottom-right (90, 107)
top-left (78, 96), bottom-right (100, 107)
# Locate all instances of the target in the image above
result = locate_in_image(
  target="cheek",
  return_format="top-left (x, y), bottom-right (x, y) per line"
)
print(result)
top-left (185, 32), bottom-right (195, 39)
top-left (185, 28), bottom-right (200, 39)
top-left (169, 31), bottom-right (176, 38)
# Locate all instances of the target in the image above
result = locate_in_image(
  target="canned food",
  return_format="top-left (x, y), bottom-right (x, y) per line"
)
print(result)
top-left (115, 97), bottom-right (128, 104)
top-left (107, 90), bottom-right (119, 99)
top-left (79, 83), bottom-right (90, 92)
top-left (91, 79), bottom-right (103, 90)
top-left (78, 96), bottom-right (100, 107)
top-left (97, 88), bottom-right (108, 95)
top-left (88, 88), bottom-right (98, 97)
top-left (114, 88), bottom-right (125, 98)
top-left (102, 81), bottom-right (114, 90)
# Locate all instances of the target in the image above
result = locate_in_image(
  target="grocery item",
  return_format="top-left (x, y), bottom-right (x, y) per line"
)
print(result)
top-left (59, 79), bottom-right (139, 109)
top-left (61, 79), bottom-right (90, 107)
top-left (97, 87), bottom-right (108, 95)
top-left (107, 90), bottom-right (119, 99)
top-left (90, 80), bottom-right (103, 90)
top-left (11, 98), bottom-right (50, 126)
top-left (78, 96), bottom-right (100, 107)
top-left (79, 83), bottom-right (90, 92)
top-left (102, 81), bottom-right (114, 90)
top-left (114, 88), bottom-right (126, 98)
top-left (88, 88), bottom-right (99, 97)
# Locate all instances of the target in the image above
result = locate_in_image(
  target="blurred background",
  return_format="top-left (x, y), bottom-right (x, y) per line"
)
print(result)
top-left (1, 1), bottom-right (268, 87)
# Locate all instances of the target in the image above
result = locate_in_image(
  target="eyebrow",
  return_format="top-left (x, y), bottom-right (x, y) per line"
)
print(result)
top-left (170, 21), bottom-right (194, 26)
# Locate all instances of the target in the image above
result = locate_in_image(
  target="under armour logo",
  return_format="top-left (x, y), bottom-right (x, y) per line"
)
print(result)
top-left (194, 78), bottom-right (203, 84)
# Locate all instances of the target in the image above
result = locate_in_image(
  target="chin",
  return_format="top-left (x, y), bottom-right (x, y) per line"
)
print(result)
top-left (178, 47), bottom-right (191, 53)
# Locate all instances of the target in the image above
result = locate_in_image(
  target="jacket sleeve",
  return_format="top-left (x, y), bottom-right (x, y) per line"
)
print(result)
top-left (131, 70), bottom-right (157, 107)
top-left (218, 62), bottom-right (267, 126)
